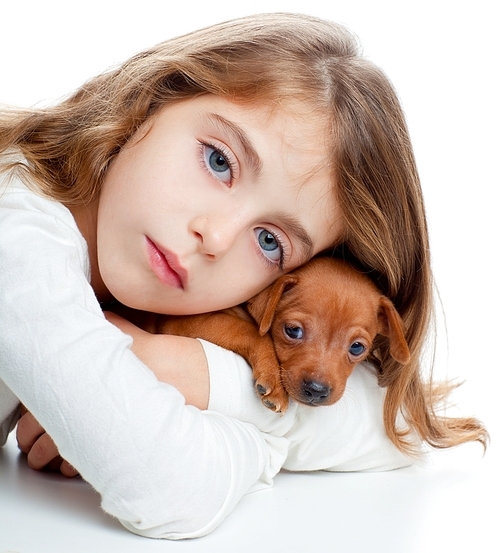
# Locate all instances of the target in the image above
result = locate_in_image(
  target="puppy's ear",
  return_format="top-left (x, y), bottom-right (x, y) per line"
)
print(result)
top-left (377, 296), bottom-right (411, 364)
top-left (247, 275), bottom-right (298, 335)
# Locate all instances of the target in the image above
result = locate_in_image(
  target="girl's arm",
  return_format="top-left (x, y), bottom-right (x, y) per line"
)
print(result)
top-left (0, 178), bottom-right (284, 539)
top-left (104, 312), bottom-right (210, 409)
top-left (16, 313), bottom-right (211, 475)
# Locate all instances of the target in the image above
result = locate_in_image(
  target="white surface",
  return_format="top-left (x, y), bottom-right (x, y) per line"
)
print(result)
top-left (1, 0), bottom-right (499, 551)
top-left (1, 433), bottom-right (498, 553)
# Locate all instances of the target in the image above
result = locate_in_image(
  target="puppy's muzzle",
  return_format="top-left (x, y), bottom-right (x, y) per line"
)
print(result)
top-left (300, 380), bottom-right (331, 405)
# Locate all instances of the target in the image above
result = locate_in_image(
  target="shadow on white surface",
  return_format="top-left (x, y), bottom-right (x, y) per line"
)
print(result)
top-left (1, 432), bottom-right (497, 553)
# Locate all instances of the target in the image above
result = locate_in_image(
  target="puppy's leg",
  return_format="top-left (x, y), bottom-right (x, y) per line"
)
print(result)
top-left (157, 313), bottom-right (289, 413)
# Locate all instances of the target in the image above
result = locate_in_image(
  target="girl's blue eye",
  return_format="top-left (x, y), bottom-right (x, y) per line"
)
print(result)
top-left (348, 342), bottom-right (366, 357)
top-left (203, 145), bottom-right (232, 183)
top-left (254, 228), bottom-right (282, 264)
top-left (209, 149), bottom-right (229, 173)
top-left (284, 324), bottom-right (303, 340)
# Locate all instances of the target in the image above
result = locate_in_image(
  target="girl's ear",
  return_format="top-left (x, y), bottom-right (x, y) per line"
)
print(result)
top-left (246, 275), bottom-right (298, 335)
top-left (377, 296), bottom-right (411, 364)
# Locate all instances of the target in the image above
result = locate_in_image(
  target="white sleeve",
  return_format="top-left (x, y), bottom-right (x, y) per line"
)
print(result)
top-left (200, 338), bottom-right (296, 490)
top-left (200, 338), bottom-right (412, 474)
top-left (0, 179), bottom-right (275, 540)
top-left (0, 380), bottom-right (20, 445)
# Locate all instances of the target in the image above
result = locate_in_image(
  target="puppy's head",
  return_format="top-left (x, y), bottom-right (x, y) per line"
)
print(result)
top-left (247, 257), bottom-right (410, 406)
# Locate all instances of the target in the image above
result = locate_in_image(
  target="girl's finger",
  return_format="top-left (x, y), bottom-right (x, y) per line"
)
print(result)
top-left (26, 432), bottom-right (61, 471)
top-left (60, 459), bottom-right (79, 478)
top-left (16, 410), bottom-right (45, 453)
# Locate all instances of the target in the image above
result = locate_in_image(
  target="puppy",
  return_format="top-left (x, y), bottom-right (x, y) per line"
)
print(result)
top-left (123, 257), bottom-right (410, 413)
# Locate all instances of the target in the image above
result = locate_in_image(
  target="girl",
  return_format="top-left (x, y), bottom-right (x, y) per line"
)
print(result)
top-left (0, 12), bottom-right (487, 539)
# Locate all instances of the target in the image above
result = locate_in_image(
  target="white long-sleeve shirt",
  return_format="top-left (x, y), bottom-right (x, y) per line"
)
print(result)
top-left (0, 166), bottom-right (411, 539)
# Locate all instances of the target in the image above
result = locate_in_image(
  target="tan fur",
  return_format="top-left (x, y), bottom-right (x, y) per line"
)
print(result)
top-left (124, 257), bottom-right (410, 414)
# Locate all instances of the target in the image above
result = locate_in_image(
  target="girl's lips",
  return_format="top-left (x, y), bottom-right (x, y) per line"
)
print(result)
top-left (145, 237), bottom-right (187, 290)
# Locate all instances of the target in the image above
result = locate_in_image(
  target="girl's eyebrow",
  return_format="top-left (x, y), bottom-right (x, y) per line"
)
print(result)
top-left (205, 113), bottom-right (263, 176)
top-left (204, 112), bottom-right (315, 265)
top-left (275, 213), bottom-right (314, 266)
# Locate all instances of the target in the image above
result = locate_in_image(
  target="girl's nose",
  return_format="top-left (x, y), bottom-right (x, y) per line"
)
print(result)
top-left (190, 214), bottom-right (243, 259)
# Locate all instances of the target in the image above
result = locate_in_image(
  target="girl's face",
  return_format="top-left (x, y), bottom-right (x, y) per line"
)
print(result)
top-left (96, 95), bottom-right (343, 314)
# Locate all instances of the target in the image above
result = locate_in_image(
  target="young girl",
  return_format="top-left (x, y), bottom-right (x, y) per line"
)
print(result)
top-left (0, 12), bottom-right (487, 540)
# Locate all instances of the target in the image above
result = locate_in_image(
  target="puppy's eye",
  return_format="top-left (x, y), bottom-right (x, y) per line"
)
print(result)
top-left (349, 342), bottom-right (366, 357)
top-left (284, 325), bottom-right (303, 340)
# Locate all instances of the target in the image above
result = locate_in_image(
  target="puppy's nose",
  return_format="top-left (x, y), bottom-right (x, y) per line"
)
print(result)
top-left (301, 380), bottom-right (331, 405)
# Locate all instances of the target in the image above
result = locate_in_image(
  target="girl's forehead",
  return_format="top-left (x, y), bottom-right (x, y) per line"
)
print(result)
top-left (195, 95), bottom-right (332, 179)
top-left (224, 96), bottom-right (328, 143)
top-left (255, 101), bottom-right (332, 187)
top-left (171, 93), bottom-right (328, 141)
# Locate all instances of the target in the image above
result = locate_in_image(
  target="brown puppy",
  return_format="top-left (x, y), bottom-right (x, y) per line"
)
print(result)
top-left (123, 257), bottom-right (410, 413)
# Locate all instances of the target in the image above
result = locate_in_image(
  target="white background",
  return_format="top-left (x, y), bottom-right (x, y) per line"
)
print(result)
top-left (1, 0), bottom-right (498, 551)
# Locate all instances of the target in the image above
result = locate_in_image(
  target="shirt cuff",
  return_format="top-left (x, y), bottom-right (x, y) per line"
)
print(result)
top-left (198, 338), bottom-right (253, 418)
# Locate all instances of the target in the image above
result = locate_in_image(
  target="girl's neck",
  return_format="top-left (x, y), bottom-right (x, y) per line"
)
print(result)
top-left (68, 200), bottom-right (113, 304)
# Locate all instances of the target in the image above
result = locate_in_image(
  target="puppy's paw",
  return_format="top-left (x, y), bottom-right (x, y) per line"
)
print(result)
top-left (255, 381), bottom-right (289, 414)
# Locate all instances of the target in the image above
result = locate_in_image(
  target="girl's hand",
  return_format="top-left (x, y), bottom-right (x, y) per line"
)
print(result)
top-left (16, 407), bottom-right (79, 477)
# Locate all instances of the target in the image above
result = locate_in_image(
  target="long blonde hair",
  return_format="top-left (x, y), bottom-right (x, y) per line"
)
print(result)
top-left (0, 12), bottom-right (488, 453)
